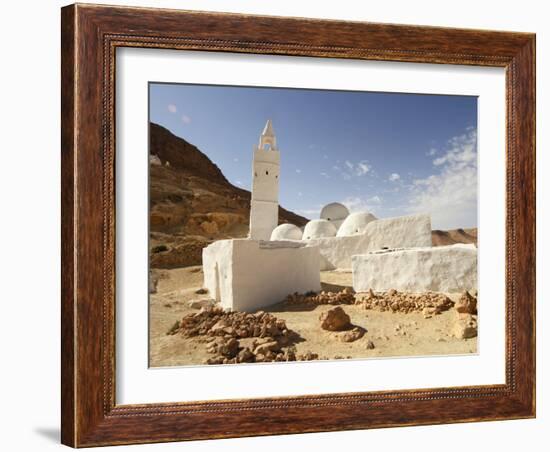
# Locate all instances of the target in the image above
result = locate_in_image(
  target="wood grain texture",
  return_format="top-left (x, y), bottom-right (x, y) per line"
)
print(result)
top-left (60, 3), bottom-right (536, 447)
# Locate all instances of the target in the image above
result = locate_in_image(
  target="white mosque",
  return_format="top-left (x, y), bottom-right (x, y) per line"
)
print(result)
top-left (202, 121), bottom-right (477, 311)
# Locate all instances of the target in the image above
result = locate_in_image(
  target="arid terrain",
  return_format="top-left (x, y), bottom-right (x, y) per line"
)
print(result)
top-left (150, 267), bottom-right (477, 367)
top-left (149, 123), bottom-right (478, 367)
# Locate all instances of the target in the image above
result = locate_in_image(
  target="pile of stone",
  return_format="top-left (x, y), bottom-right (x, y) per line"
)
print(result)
top-left (203, 339), bottom-right (321, 365)
top-left (167, 305), bottom-right (321, 364)
top-left (168, 305), bottom-right (288, 339)
top-left (452, 290), bottom-right (478, 339)
top-left (284, 288), bottom-right (454, 317)
top-left (355, 288), bottom-right (454, 316)
top-left (284, 288), bottom-right (355, 306)
top-left (319, 306), bottom-right (368, 344)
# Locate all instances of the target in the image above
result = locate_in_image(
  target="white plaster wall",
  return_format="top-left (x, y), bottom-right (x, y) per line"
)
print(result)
top-left (231, 240), bottom-right (321, 311)
top-left (202, 240), bottom-right (235, 307)
top-left (352, 244), bottom-right (478, 293)
top-left (249, 199), bottom-right (279, 240)
top-left (251, 158), bottom-right (280, 202)
top-left (308, 214), bottom-right (432, 270)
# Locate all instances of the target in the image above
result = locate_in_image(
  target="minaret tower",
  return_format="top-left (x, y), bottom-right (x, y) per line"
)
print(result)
top-left (249, 120), bottom-right (280, 240)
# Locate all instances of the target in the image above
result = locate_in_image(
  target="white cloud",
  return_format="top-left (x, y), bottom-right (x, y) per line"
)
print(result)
top-left (388, 173), bottom-right (400, 182)
top-left (368, 195), bottom-right (382, 204)
top-left (407, 128), bottom-right (477, 230)
top-left (296, 207), bottom-right (321, 217)
top-left (320, 172), bottom-right (329, 178)
top-left (426, 147), bottom-right (437, 156)
top-left (167, 104), bottom-right (177, 113)
top-left (336, 159), bottom-right (371, 179)
top-left (342, 196), bottom-right (380, 213)
top-left (181, 114), bottom-right (191, 124)
top-left (295, 169), bottom-right (302, 174)
top-left (356, 161), bottom-right (371, 176)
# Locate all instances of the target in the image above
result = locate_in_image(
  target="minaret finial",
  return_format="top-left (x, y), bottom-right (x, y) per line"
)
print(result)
top-left (258, 119), bottom-right (277, 151)
top-left (262, 119), bottom-right (275, 137)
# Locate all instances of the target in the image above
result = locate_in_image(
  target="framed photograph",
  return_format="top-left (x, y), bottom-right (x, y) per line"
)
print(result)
top-left (61, 3), bottom-right (536, 447)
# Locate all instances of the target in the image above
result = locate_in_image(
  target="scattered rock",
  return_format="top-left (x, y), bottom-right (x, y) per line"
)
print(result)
top-left (188, 298), bottom-right (216, 309)
top-left (152, 244), bottom-right (169, 253)
top-left (319, 306), bottom-right (351, 331)
top-left (218, 338), bottom-right (240, 358)
top-left (366, 340), bottom-right (375, 350)
top-left (453, 314), bottom-right (478, 339)
top-left (205, 356), bottom-right (224, 365)
top-left (237, 347), bottom-right (255, 363)
top-left (336, 327), bottom-right (365, 343)
top-left (297, 351), bottom-right (319, 361)
top-left (254, 341), bottom-right (280, 355)
top-left (166, 320), bottom-right (180, 335)
top-left (195, 288), bottom-right (208, 295)
top-left (455, 290), bottom-right (478, 314)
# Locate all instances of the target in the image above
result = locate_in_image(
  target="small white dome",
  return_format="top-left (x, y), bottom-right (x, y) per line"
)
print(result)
top-left (303, 219), bottom-right (337, 240)
top-left (320, 202), bottom-right (350, 222)
top-left (337, 212), bottom-right (377, 237)
top-left (270, 223), bottom-right (303, 241)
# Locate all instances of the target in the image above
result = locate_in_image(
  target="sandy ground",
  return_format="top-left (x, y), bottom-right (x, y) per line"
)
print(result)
top-left (149, 267), bottom-right (477, 367)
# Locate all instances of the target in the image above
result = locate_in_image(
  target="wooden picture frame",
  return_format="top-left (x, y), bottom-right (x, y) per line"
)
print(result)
top-left (61, 3), bottom-right (536, 447)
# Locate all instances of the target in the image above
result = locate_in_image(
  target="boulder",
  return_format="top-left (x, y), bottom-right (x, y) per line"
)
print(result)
top-left (455, 290), bottom-right (477, 314)
top-left (453, 314), bottom-right (478, 339)
top-left (319, 306), bottom-right (351, 331)
top-left (218, 338), bottom-right (240, 358)
top-left (253, 340), bottom-right (280, 355)
top-left (337, 326), bottom-right (365, 342)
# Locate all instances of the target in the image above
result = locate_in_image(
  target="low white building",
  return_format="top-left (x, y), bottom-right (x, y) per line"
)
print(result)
top-left (199, 120), bottom-right (474, 312)
top-left (307, 213), bottom-right (432, 270)
top-left (351, 244), bottom-right (477, 293)
top-left (203, 239), bottom-right (321, 312)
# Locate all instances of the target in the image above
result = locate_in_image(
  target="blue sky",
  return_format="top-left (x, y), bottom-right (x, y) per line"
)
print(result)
top-left (150, 83), bottom-right (478, 230)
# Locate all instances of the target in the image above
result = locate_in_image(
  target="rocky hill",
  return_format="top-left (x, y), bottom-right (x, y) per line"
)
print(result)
top-left (149, 123), bottom-right (309, 268)
top-left (432, 228), bottom-right (477, 247)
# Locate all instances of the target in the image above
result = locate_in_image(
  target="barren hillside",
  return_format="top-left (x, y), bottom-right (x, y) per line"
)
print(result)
top-left (149, 123), bottom-right (308, 268)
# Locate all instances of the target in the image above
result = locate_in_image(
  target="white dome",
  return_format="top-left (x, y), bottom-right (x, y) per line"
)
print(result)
top-left (337, 212), bottom-right (377, 237)
top-left (302, 219), bottom-right (337, 240)
top-left (320, 202), bottom-right (350, 222)
top-left (270, 223), bottom-right (303, 241)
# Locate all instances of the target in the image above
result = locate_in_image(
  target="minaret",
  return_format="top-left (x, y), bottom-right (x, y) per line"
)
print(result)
top-left (249, 120), bottom-right (280, 240)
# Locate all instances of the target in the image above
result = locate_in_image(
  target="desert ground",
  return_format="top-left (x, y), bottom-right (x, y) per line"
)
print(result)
top-left (149, 266), bottom-right (477, 367)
